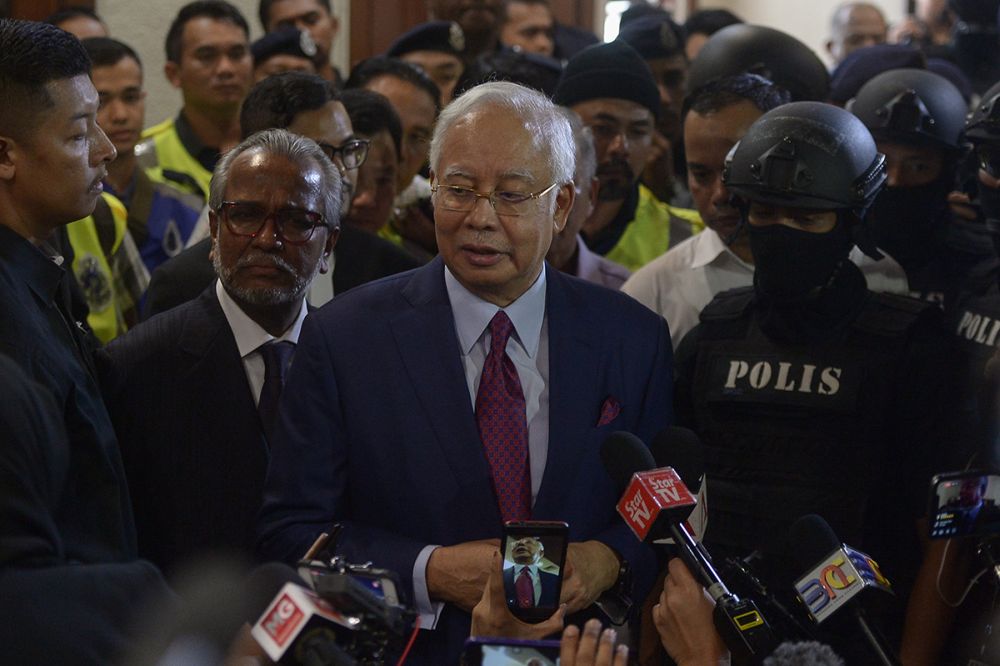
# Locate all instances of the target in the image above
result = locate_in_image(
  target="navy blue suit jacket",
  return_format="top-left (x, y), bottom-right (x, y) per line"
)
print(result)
top-left (257, 258), bottom-right (673, 663)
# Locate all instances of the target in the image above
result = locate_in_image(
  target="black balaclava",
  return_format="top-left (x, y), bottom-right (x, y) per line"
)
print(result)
top-left (866, 171), bottom-right (953, 272)
top-left (749, 214), bottom-right (867, 343)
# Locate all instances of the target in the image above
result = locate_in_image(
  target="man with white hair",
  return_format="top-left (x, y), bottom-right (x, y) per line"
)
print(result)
top-left (257, 81), bottom-right (671, 663)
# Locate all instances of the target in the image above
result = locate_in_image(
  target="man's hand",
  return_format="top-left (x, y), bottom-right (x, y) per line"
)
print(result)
top-left (470, 550), bottom-right (565, 639)
top-left (948, 190), bottom-right (978, 221)
top-left (426, 539), bottom-right (500, 612)
top-left (559, 541), bottom-right (619, 613)
top-left (560, 619), bottom-right (629, 666)
top-left (652, 558), bottom-right (728, 666)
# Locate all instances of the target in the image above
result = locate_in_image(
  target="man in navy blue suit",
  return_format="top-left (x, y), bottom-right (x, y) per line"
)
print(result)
top-left (257, 81), bottom-right (674, 663)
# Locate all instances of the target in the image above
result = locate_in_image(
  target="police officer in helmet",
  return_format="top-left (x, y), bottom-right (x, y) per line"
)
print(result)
top-left (851, 68), bottom-right (995, 303)
top-left (673, 101), bottom-right (971, 658)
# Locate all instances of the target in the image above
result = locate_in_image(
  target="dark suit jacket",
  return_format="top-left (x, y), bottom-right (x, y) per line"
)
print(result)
top-left (0, 353), bottom-right (168, 665)
top-left (106, 287), bottom-right (269, 574)
top-left (503, 565), bottom-right (561, 610)
top-left (142, 226), bottom-right (423, 319)
top-left (257, 257), bottom-right (673, 663)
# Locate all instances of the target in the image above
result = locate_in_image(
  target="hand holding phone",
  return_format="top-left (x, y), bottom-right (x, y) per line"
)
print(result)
top-left (501, 521), bottom-right (569, 623)
top-left (470, 550), bottom-right (565, 641)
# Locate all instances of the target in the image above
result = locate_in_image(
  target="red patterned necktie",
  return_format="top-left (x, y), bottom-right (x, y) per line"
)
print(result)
top-left (475, 311), bottom-right (531, 522)
top-left (516, 567), bottom-right (535, 608)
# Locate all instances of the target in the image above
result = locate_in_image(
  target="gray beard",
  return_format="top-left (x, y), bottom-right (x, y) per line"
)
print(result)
top-left (211, 236), bottom-right (318, 306)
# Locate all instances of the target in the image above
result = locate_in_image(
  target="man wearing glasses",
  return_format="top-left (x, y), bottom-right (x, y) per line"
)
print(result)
top-left (143, 71), bottom-right (420, 316)
top-left (104, 127), bottom-right (342, 575)
top-left (257, 81), bottom-right (672, 663)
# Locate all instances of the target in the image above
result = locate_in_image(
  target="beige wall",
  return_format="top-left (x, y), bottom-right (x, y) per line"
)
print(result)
top-left (688, 0), bottom-right (906, 68)
top-left (100, 0), bottom-right (350, 131)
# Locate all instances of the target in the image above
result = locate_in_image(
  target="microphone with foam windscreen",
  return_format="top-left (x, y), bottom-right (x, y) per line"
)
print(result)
top-left (790, 514), bottom-right (899, 666)
top-left (602, 430), bottom-right (778, 663)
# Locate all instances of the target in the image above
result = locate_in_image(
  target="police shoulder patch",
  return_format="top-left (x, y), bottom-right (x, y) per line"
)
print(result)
top-left (854, 292), bottom-right (940, 338)
top-left (700, 287), bottom-right (755, 322)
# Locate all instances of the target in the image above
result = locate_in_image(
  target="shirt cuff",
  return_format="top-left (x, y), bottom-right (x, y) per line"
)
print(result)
top-left (413, 544), bottom-right (445, 630)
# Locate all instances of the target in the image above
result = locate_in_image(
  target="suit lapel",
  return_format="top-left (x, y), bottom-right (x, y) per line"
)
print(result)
top-left (178, 288), bottom-right (265, 451)
top-left (533, 269), bottom-right (603, 517)
top-left (389, 259), bottom-right (495, 497)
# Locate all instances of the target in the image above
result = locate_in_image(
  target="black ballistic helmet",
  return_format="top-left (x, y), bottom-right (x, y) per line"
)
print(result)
top-left (724, 102), bottom-right (886, 212)
top-left (966, 80), bottom-right (1000, 146)
top-left (849, 69), bottom-right (967, 151)
top-left (686, 24), bottom-right (829, 102)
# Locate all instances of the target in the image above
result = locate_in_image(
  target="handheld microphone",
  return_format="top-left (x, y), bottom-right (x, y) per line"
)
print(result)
top-left (650, 428), bottom-right (817, 641)
top-left (790, 515), bottom-right (899, 666)
top-left (602, 431), bottom-right (778, 663)
top-left (250, 564), bottom-right (356, 665)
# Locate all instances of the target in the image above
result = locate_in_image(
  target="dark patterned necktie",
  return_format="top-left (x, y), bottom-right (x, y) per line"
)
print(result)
top-left (258, 340), bottom-right (295, 444)
top-left (516, 567), bottom-right (535, 608)
top-left (475, 311), bottom-right (531, 522)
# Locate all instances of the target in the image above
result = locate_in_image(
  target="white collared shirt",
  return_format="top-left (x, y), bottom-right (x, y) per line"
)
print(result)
top-left (623, 229), bottom-right (910, 349)
top-left (214, 280), bottom-right (309, 404)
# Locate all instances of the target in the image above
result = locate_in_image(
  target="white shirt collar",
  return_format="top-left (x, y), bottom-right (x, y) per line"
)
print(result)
top-left (444, 264), bottom-right (547, 358)
top-left (215, 279), bottom-right (309, 358)
top-left (690, 228), bottom-right (753, 271)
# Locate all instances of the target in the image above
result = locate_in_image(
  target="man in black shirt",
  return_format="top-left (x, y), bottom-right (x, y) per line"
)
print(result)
top-left (0, 18), bottom-right (168, 665)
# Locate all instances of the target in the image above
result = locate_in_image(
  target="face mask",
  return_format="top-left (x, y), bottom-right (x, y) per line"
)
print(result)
top-left (866, 179), bottom-right (951, 264)
top-left (749, 219), bottom-right (854, 303)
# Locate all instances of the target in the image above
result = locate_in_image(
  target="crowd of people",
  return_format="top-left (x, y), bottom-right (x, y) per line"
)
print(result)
top-left (5, 0), bottom-right (1000, 664)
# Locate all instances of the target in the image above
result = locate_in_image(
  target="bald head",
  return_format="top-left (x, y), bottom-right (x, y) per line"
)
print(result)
top-left (827, 2), bottom-right (887, 65)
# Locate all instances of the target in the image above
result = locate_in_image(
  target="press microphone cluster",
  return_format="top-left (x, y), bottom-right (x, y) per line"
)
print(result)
top-left (249, 557), bottom-right (416, 665)
top-left (602, 429), bottom-right (779, 663)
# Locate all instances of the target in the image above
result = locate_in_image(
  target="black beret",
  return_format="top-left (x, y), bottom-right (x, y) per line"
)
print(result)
top-left (386, 20), bottom-right (465, 58)
top-left (251, 28), bottom-right (317, 66)
top-left (552, 40), bottom-right (660, 120)
top-left (829, 44), bottom-right (925, 105)
top-left (617, 14), bottom-right (684, 60)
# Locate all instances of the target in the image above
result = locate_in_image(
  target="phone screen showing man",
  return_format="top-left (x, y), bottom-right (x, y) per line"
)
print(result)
top-left (501, 521), bottom-right (568, 623)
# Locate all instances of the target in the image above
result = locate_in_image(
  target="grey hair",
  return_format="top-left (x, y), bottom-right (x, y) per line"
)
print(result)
top-left (429, 81), bottom-right (575, 186)
top-left (209, 128), bottom-right (343, 229)
top-left (554, 106), bottom-right (597, 187)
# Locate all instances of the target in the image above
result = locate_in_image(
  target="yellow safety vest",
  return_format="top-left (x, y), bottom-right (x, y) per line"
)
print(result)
top-left (65, 193), bottom-right (131, 343)
top-left (604, 184), bottom-right (704, 272)
top-left (136, 117), bottom-right (213, 200)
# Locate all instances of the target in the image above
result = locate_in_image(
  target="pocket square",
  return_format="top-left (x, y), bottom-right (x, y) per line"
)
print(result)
top-left (597, 396), bottom-right (621, 427)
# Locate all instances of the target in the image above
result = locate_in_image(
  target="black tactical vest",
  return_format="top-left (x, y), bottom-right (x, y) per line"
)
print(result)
top-left (690, 287), bottom-right (940, 558)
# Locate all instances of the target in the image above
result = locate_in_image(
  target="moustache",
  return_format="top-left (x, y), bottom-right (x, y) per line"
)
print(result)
top-left (595, 159), bottom-right (635, 181)
top-left (235, 252), bottom-right (295, 274)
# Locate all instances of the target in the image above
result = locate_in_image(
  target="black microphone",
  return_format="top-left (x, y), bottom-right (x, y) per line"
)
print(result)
top-left (651, 427), bottom-right (819, 642)
top-left (250, 562), bottom-right (356, 665)
top-left (602, 431), bottom-right (779, 663)
top-left (789, 515), bottom-right (900, 666)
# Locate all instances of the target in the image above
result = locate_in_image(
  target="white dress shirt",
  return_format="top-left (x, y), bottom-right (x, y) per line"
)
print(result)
top-left (623, 229), bottom-right (911, 349)
top-left (214, 280), bottom-right (309, 404)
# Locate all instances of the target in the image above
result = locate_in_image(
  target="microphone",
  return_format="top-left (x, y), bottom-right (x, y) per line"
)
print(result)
top-left (602, 431), bottom-right (779, 662)
top-left (651, 428), bottom-right (818, 642)
top-left (789, 515), bottom-right (899, 666)
top-left (762, 641), bottom-right (845, 666)
top-left (250, 563), bottom-right (356, 665)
